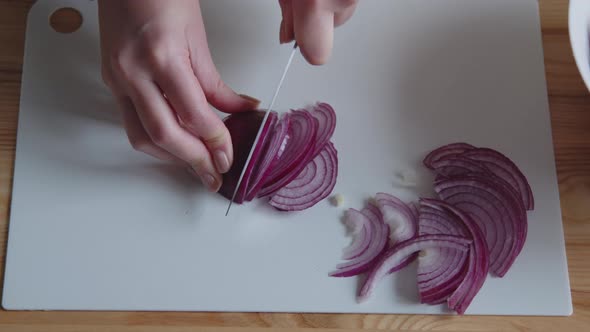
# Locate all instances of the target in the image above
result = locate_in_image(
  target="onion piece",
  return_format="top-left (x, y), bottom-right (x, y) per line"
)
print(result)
top-left (245, 113), bottom-right (291, 201)
top-left (341, 213), bottom-right (371, 260)
top-left (434, 174), bottom-right (526, 277)
top-left (258, 110), bottom-right (317, 197)
top-left (269, 142), bottom-right (338, 211)
top-left (416, 204), bottom-right (469, 304)
top-left (329, 206), bottom-right (389, 277)
top-left (306, 102), bottom-right (337, 157)
top-left (461, 148), bottom-right (534, 210)
top-left (373, 193), bottom-right (418, 245)
top-left (423, 143), bottom-right (475, 170)
top-left (219, 111), bottom-right (276, 203)
top-left (430, 156), bottom-right (491, 178)
top-left (357, 234), bottom-right (472, 303)
top-left (420, 199), bottom-right (489, 315)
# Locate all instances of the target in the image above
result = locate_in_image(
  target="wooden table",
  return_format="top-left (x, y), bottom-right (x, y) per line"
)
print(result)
top-left (1, 0), bottom-right (588, 331)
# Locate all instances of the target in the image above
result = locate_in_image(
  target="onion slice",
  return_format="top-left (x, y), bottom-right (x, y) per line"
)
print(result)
top-left (269, 142), bottom-right (338, 211)
top-left (330, 206), bottom-right (389, 277)
top-left (357, 234), bottom-right (472, 303)
top-left (245, 113), bottom-right (291, 201)
top-left (373, 193), bottom-right (418, 245)
top-left (306, 102), bottom-right (337, 157)
top-left (423, 143), bottom-right (475, 170)
top-left (416, 203), bottom-right (469, 304)
top-left (461, 148), bottom-right (534, 210)
top-left (219, 111), bottom-right (276, 203)
top-left (434, 174), bottom-right (526, 277)
top-left (430, 156), bottom-right (491, 178)
top-left (259, 110), bottom-right (317, 197)
top-left (420, 199), bottom-right (489, 315)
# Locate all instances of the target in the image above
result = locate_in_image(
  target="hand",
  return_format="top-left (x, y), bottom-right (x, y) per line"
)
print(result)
top-left (278, 0), bottom-right (358, 65)
top-left (98, 0), bottom-right (260, 192)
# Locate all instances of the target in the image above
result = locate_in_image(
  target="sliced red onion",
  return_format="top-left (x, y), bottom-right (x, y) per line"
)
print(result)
top-left (423, 143), bottom-right (475, 170)
top-left (306, 102), bottom-right (337, 156)
top-left (373, 193), bottom-right (418, 245)
top-left (245, 113), bottom-right (291, 201)
top-left (258, 110), bottom-right (317, 197)
top-left (461, 148), bottom-right (534, 210)
top-left (357, 234), bottom-right (472, 303)
top-left (430, 156), bottom-right (492, 178)
top-left (416, 204), bottom-right (469, 304)
top-left (420, 199), bottom-right (489, 315)
top-left (330, 207), bottom-right (389, 277)
top-left (341, 214), bottom-right (371, 260)
top-left (434, 174), bottom-right (526, 277)
top-left (269, 142), bottom-right (338, 211)
top-left (219, 111), bottom-right (276, 203)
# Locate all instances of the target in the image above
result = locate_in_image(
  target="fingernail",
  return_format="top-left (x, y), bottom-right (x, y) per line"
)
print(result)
top-left (201, 173), bottom-right (217, 191)
top-left (214, 150), bottom-right (231, 173)
top-left (239, 94), bottom-right (261, 108)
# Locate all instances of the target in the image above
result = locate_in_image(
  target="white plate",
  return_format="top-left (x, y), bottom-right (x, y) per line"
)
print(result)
top-left (569, 0), bottom-right (590, 92)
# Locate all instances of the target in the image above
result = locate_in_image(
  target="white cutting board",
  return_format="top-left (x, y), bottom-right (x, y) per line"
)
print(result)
top-left (3, 0), bottom-right (572, 315)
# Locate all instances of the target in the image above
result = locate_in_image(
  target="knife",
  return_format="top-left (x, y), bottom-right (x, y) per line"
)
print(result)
top-left (225, 43), bottom-right (299, 216)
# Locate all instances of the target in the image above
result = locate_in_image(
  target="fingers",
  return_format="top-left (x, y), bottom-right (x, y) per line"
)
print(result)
top-left (292, 0), bottom-right (335, 65)
top-left (153, 59), bottom-right (236, 176)
top-left (185, 5), bottom-right (260, 114)
top-left (118, 96), bottom-right (180, 163)
top-left (127, 78), bottom-right (222, 192)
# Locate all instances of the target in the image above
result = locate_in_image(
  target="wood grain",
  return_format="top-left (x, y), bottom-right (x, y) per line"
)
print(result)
top-left (1, 0), bottom-right (589, 331)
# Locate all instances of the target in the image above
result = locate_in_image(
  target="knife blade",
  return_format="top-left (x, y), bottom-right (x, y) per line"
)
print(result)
top-left (225, 43), bottom-right (299, 216)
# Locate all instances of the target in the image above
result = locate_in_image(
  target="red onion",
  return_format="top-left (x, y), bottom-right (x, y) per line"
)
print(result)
top-left (269, 142), bottom-right (338, 211)
top-left (258, 110), bottom-right (318, 197)
top-left (421, 199), bottom-right (489, 315)
top-left (461, 148), bottom-right (534, 210)
top-left (416, 203), bottom-right (469, 304)
top-left (423, 143), bottom-right (475, 170)
top-left (220, 102), bottom-right (339, 212)
top-left (329, 207), bottom-right (389, 277)
top-left (357, 234), bottom-right (472, 304)
top-left (373, 193), bottom-right (418, 245)
top-left (434, 174), bottom-right (526, 277)
top-left (430, 156), bottom-right (492, 178)
top-left (306, 102), bottom-right (337, 157)
top-left (219, 111), bottom-right (277, 203)
top-left (244, 114), bottom-right (291, 201)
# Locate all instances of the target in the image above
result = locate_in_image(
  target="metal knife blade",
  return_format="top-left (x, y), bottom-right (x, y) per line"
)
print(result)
top-left (225, 43), bottom-right (299, 216)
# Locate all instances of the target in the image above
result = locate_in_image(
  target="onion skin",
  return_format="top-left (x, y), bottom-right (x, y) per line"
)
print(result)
top-left (219, 111), bottom-right (273, 203)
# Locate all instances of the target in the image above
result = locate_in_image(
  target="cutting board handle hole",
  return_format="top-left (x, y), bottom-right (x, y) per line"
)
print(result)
top-left (49, 7), bottom-right (83, 34)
